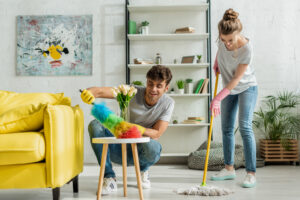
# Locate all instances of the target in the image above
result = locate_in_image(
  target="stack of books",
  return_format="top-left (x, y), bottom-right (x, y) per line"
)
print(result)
top-left (175, 27), bottom-right (195, 34)
top-left (182, 117), bottom-right (205, 124)
top-left (194, 78), bottom-right (209, 94)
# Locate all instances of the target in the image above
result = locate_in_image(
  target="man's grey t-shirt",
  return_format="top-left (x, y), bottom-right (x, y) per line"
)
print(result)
top-left (217, 38), bottom-right (257, 95)
top-left (130, 86), bottom-right (175, 128)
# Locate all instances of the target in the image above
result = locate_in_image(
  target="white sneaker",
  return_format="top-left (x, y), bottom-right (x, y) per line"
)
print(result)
top-left (101, 177), bottom-right (117, 195)
top-left (141, 171), bottom-right (151, 189)
top-left (242, 174), bottom-right (256, 188)
top-left (210, 168), bottom-right (236, 181)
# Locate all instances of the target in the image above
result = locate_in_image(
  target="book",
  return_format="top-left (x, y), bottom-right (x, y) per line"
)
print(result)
top-left (200, 78), bottom-right (209, 94)
top-left (194, 79), bottom-right (204, 93)
top-left (175, 27), bottom-right (195, 34)
top-left (182, 120), bottom-right (202, 124)
top-left (188, 117), bottom-right (205, 121)
top-left (198, 79), bottom-right (206, 94)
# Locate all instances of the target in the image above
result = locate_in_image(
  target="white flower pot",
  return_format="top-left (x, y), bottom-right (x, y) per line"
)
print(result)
top-left (141, 26), bottom-right (149, 35)
top-left (177, 89), bottom-right (184, 94)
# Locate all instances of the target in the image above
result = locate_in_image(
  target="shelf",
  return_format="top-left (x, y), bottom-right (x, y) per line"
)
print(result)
top-left (128, 4), bottom-right (209, 12)
top-left (168, 123), bottom-right (210, 127)
top-left (127, 33), bottom-right (209, 41)
top-left (128, 63), bottom-right (209, 69)
top-left (167, 94), bottom-right (210, 97)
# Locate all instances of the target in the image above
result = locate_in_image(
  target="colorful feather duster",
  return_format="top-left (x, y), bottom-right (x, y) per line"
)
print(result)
top-left (91, 102), bottom-right (145, 138)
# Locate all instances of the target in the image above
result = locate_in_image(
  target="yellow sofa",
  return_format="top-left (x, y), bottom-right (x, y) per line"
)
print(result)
top-left (0, 91), bottom-right (84, 200)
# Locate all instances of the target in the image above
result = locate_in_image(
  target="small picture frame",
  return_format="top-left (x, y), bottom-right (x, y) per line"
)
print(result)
top-left (181, 56), bottom-right (195, 64)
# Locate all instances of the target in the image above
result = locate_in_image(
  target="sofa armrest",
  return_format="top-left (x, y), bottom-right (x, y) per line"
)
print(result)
top-left (44, 104), bottom-right (84, 188)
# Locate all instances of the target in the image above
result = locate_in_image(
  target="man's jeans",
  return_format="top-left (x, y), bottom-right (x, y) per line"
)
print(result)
top-left (88, 119), bottom-right (162, 178)
top-left (221, 86), bottom-right (258, 172)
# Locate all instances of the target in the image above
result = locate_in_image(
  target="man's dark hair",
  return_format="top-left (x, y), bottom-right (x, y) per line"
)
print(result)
top-left (146, 65), bottom-right (172, 85)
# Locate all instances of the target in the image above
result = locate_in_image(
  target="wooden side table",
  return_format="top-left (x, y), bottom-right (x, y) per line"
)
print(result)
top-left (92, 137), bottom-right (150, 200)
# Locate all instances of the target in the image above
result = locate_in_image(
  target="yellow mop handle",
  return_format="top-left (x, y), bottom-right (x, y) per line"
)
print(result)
top-left (201, 72), bottom-right (219, 186)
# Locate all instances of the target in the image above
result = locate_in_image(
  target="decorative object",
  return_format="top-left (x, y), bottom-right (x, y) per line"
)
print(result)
top-left (185, 78), bottom-right (193, 94)
top-left (181, 55), bottom-right (195, 64)
top-left (170, 88), bottom-right (175, 94)
top-left (175, 27), bottom-right (195, 34)
top-left (253, 91), bottom-right (300, 163)
top-left (132, 80), bottom-right (144, 86)
top-left (176, 80), bottom-right (185, 94)
top-left (173, 59), bottom-right (177, 64)
top-left (141, 20), bottom-right (149, 35)
top-left (155, 53), bottom-right (162, 64)
top-left (128, 20), bottom-right (137, 34)
top-left (197, 55), bottom-right (202, 63)
top-left (17, 15), bottom-right (92, 76)
top-left (133, 58), bottom-right (153, 64)
top-left (112, 85), bottom-right (137, 122)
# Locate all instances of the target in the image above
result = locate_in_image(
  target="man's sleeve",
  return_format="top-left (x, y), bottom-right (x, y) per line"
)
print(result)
top-left (158, 100), bottom-right (175, 122)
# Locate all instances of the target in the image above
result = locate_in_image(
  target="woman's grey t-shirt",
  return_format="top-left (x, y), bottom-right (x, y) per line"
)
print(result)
top-left (217, 38), bottom-right (257, 95)
top-left (129, 86), bottom-right (175, 128)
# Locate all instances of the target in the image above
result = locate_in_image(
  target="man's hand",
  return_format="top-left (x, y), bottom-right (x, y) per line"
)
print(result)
top-left (81, 89), bottom-right (95, 104)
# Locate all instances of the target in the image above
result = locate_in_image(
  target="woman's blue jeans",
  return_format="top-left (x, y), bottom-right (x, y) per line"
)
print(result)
top-left (221, 86), bottom-right (258, 172)
top-left (88, 119), bottom-right (162, 178)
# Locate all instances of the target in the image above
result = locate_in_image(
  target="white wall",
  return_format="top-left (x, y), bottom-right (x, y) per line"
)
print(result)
top-left (1, 0), bottom-right (299, 163)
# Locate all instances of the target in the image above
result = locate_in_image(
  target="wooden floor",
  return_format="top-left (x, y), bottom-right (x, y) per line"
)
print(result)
top-left (1, 164), bottom-right (300, 200)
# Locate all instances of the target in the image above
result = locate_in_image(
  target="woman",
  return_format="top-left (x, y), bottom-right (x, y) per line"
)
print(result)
top-left (210, 8), bottom-right (258, 188)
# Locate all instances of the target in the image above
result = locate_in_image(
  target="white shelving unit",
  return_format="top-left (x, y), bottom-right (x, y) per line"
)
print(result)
top-left (127, 4), bottom-right (209, 12)
top-left (128, 63), bottom-right (209, 69)
top-left (126, 1), bottom-right (212, 158)
top-left (128, 33), bottom-right (209, 41)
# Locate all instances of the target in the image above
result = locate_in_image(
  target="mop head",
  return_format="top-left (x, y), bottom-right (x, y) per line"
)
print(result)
top-left (176, 185), bottom-right (233, 196)
top-left (91, 102), bottom-right (145, 138)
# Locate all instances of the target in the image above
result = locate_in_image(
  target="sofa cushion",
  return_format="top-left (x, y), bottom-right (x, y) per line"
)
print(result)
top-left (0, 91), bottom-right (71, 134)
top-left (0, 132), bottom-right (45, 165)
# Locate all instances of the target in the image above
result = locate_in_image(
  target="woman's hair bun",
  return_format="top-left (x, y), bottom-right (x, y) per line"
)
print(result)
top-left (223, 8), bottom-right (239, 21)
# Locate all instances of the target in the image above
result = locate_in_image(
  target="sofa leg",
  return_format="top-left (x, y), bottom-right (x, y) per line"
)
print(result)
top-left (73, 175), bottom-right (79, 193)
top-left (52, 187), bottom-right (60, 200)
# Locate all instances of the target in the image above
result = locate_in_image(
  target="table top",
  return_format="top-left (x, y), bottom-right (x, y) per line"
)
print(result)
top-left (92, 137), bottom-right (150, 144)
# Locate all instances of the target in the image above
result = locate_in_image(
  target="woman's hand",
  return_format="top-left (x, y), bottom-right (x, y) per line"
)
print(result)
top-left (210, 88), bottom-right (230, 117)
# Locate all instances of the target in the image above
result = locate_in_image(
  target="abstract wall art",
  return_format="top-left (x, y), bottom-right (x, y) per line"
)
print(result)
top-left (17, 15), bottom-right (92, 76)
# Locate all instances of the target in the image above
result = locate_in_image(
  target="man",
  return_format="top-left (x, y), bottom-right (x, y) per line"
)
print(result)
top-left (81, 65), bottom-right (174, 195)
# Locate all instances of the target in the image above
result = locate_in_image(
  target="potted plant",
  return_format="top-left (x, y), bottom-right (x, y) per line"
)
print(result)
top-left (176, 80), bottom-right (185, 94)
top-left (132, 80), bottom-right (144, 86)
top-left (185, 78), bottom-right (193, 94)
top-left (253, 91), bottom-right (300, 163)
top-left (196, 55), bottom-right (202, 63)
top-left (141, 21), bottom-right (149, 35)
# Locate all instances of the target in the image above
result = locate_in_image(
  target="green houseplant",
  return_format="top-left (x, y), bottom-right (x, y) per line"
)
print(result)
top-left (196, 55), bottom-right (202, 63)
top-left (141, 21), bottom-right (149, 35)
top-left (253, 91), bottom-right (300, 162)
top-left (176, 80), bottom-right (185, 94)
top-left (131, 80), bottom-right (144, 86)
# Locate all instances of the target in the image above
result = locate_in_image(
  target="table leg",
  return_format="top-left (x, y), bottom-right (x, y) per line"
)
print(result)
top-left (121, 144), bottom-right (127, 197)
top-left (96, 144), bottom-right (108, 200)
top-left (131, 143), bottom-right (144, 200)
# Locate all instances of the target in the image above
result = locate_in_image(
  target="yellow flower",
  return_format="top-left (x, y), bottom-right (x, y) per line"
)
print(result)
top-left (128, 86), bottom-right (137, 97)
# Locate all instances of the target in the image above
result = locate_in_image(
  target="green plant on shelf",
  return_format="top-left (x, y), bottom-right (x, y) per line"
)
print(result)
top-left (176, 80), bottom-right (184, 89)
top-left (186, 78), bottom-right (193, 83)
top-left (197, 55), bottom-right (202, 60)
top-left (141, 21), bottom-right (149, 26)
top-left (131, 80), bottom-right (144, 86)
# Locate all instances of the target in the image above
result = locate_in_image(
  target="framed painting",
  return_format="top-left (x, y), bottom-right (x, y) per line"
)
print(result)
top-left (17, 15), bottom-right (92, 76)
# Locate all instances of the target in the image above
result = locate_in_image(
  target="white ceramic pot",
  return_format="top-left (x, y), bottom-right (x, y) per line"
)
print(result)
top-left (178, 89), bottom-right (184, 94)
top-left (141, 26), bottom-right (149, 35)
